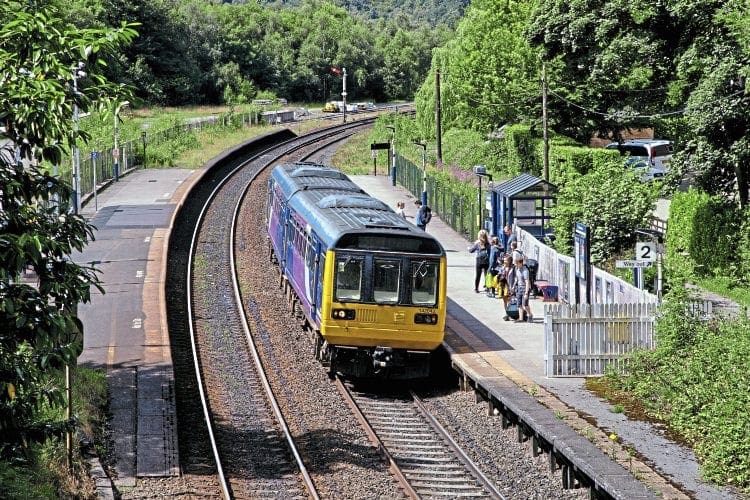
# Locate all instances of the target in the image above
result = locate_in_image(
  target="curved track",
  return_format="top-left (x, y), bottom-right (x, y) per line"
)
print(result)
top-left (178, 121), bottom-right (373, 498)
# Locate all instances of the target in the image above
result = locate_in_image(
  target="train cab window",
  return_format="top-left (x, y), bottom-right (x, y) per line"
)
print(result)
top-left (373, 258), bottom-right (400, 304)
top-left (411, 260), bottom-right (438, 306)
top-left (335, 256), bottom-right (363, 301)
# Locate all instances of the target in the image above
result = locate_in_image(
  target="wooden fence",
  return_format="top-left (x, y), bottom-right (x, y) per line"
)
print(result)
top-left (544, 303), bottom-right (658, 377)
top-left (545, 300), bottom-right (717, 377)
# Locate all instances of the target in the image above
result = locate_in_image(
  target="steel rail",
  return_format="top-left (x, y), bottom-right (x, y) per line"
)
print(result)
top-left (410, 390), bottom-right (506, 500)
top-left (334, 377), bottom-right (421, 499)
top-left (186, 119), bottom-right (374, 498)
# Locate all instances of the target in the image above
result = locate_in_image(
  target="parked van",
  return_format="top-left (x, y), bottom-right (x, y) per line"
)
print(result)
top-left (605, 139), bottom-right (674, 170)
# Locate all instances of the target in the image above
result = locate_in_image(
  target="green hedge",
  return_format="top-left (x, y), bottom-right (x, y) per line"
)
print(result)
top-left (666, 189), bottom-right (742, 280)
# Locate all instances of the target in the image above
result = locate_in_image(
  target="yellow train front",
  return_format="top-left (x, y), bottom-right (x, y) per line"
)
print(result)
top-left (267, 163), bottom-right (446, 379)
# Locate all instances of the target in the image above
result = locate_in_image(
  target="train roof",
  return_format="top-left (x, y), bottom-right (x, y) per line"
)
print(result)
top-left (271, 163), bottom-right (444, 254)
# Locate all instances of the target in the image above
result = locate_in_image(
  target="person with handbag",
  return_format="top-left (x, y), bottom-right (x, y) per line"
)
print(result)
top-left (467, 229), bottom-right (491, 293)
top-left (498, 255), bottom-right (514, 320)
top-left (485, 236), bottom-right (503, 297)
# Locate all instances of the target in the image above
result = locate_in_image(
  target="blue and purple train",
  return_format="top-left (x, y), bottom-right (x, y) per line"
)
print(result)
top-left (266, 162), bottom-right (447, 379)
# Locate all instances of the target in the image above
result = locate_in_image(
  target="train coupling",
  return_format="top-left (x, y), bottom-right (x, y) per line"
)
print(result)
top-left (372, 346), bottom-right (394, 368)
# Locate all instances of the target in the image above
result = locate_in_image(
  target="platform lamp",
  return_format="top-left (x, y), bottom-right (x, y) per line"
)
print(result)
top-left (413, 141), bottom-right (427, 206)
top-left (71, 62), bottom-right (86, 214)
top-left (386, 125), bottom-right (395, 184)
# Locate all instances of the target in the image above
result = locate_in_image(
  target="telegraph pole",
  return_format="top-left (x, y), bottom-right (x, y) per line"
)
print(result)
top-left (542, 63), bottom-right (549, 182)
top-left (435, 69), bottom-right (443, 168)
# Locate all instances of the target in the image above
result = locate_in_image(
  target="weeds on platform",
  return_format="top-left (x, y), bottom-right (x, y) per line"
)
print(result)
top-left (593, 287), bottom-right (750, 492)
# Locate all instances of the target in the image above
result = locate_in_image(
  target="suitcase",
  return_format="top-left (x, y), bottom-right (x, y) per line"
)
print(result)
top-left (505, 296), bottom-right (520, 320)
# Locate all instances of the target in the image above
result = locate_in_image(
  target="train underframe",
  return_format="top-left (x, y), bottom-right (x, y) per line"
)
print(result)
top-left (314, 335), bottom-right (432, 380)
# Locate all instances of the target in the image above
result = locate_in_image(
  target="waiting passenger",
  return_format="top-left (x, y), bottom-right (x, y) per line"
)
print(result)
top-left (467, 229), bottom-right (491, 293)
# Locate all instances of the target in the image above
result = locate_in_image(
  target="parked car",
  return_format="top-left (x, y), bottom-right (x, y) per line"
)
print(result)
top-left (625, 157), bottom-right (666, 182)
top-left (605, 139), bottom-right (674, 170)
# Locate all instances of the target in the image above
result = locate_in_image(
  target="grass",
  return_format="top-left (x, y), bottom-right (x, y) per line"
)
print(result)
top-left (698, 275), bottom-right (750, 310)
top-left (0, 366), bottom-right (107, 498)
top-left (175, 123), bottom-right (275, 170)
top-left (331, 129), bottom-right (378, 174)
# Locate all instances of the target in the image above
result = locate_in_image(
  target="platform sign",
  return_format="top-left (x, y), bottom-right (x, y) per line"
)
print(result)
top-left (635, 241), bottom-right (657, 261)
top-left (573, 222), bottom-right (590, 280)
top-left (370, 142), bottom-right (390, 150)
top-left (616, 260), bottom-right (654, 268)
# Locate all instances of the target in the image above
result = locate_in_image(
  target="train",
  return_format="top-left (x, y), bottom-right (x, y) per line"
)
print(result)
top-left (266, 162), bottom-right (447, 379)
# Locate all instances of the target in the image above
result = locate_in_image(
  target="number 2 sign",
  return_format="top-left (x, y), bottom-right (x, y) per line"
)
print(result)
top-left (635, 242), bottom-right (656, 261)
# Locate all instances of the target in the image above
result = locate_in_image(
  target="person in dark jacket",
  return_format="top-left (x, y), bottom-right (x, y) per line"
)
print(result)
top-left (414, 200), bottom-right (432, 230)
top-left (486, 236), bottom-right (503, 296)
top-left (467, 229), bottom-right (491, 293)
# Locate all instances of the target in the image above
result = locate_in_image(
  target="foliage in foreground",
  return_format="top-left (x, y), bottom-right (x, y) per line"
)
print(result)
top-left (609, 289), bottom-right (750, 490)
top-left (666, 188), bottom-right (750, 290)
top-left (0, 366), bottom-right (106, 499)
top-left (1, 0), bottom-right (132, 457)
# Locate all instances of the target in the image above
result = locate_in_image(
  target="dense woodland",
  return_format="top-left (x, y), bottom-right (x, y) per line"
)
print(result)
top-left (59, 0), bottom-right (455, 106)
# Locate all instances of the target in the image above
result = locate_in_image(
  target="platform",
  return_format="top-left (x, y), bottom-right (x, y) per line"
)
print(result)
top-left (350, 174), bottom-right (730, 499)
top-left (76, 169), bottom-right (199, 485)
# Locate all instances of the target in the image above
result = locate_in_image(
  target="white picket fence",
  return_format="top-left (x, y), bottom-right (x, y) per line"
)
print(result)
top-left (544, 303), bottom-right (658, 377)
top-left (544, 301), bottom-right (715, 376)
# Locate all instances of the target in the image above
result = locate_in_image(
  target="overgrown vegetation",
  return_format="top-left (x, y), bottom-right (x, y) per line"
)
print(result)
top-left (0, 367), bottom-right (107, 498)
top-left (606, 289), bottom-right (750, 491)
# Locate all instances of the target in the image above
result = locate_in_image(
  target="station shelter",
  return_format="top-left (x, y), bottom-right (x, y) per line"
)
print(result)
top-left (487, 173), bottom-right (557, 239)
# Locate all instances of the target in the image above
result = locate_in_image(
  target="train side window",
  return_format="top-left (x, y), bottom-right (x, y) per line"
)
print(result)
top-left (373, 258), bottom-right (400, 304)
top-left (411, 260), bottom-right (438, 306)
top-left (335, 256), bottom-right (363, 301)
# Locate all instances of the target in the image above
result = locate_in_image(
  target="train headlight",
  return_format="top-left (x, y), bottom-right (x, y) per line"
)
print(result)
top-left (414, 313), bottom-right (438, 324)
top-left (332, 309), bottom-right (355, 320)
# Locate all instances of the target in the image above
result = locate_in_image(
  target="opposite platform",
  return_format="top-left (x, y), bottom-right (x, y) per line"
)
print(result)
top-left (76, 169), bottom-right (199, 486)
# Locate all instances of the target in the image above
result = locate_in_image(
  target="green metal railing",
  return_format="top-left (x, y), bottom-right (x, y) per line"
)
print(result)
top-left (394, 153), bottom-right (480, 240)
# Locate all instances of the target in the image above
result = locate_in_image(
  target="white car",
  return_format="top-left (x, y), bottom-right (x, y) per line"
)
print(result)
top-left (625, 157), bottom-right (666, 182)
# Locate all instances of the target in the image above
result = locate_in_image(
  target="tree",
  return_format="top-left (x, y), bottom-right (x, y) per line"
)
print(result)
top-left (667, 0), bottom-right (750, 207)
top-left (550, 162), bottom-right (657, 263)
top-left (415, 0), bottom-right (541, 138)
top-left (0, 0), bottom-right (136, 454)
top-left (527, 0), bottom-right (682, 143)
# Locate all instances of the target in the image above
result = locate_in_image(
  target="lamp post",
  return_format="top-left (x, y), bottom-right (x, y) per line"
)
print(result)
top-left (113, 100), bottom-right (130, 182)
top-left (413, 141), bottom-right (427, 205)
top-left (71, 62), bottom-right (86, 214)
top-left (473, 165), bottom-right (492, 232)
top-left (141, 130), bottom-right (147, 166)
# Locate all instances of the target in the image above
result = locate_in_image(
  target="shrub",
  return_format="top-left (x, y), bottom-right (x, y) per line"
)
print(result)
top-left (666, 189), bottom-right (742, 280)
top-left (550, 162), bottom-right (657, 262)
top-left (612, 288), bottom-right (750, 491)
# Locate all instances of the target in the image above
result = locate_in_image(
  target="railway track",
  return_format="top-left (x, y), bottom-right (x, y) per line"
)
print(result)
top-left (172, 121), bottom-right (374, 498)
top-left (165, 115), bottom-right (590, 499)
top-left (336, 378), bottom-right (505, 499)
